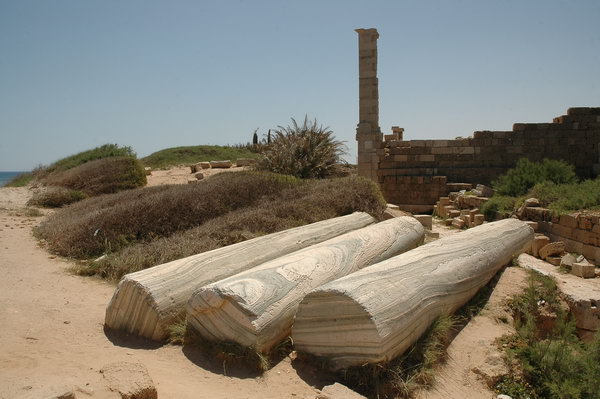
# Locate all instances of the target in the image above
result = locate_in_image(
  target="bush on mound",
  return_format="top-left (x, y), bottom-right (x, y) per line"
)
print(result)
top-left (6, 143), bottom-right (137, 188)
top-left (36, 172), bottom-right (301, 258)
top-left (77, 175), bottom-right (386, 280)
top-left (43, 157), bottom-right (147, 196)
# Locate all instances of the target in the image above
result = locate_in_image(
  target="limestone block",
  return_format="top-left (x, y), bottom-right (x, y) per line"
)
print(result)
top-left (539, 241), bottom-right (566, 260)
top-left (532, 235), bottom-right (550, 257)
top-left (571, 263), bottom-right (596, 278)
top-left (452, 218), bottom-right (465, 228)
top-left (292, 219), bottom-right (534, 369)
top-left (525, 221), bottom-right (539, 232)
top-left (546, 256), bottom-right (562, 266)
top-left (209, 160), bottom-right (232, 168)
top-left (187, 178), bottom-right (198, 184)
top-left (474, 214), bottom-right (485, 226)
top-left (236, 158), bottom-right (257, 167)
top-left (189, 164), bottom-right (197, 173)
top-left (105, 213), bottom-right (376, 340)
top-left (186, 217), bottom-right (425, 352)
top-left (413, 214), bottom-right (432, 230)
top-left (199, 161), bottom-right (211, 169)
top-left (560, 253), bottom-right (577, 268)
top-left (449, 210), bottom-right (461, 218)
top-left (195, 172), bottom-right (204, 180)
top-left (100, 362), bottom-right (157, 399)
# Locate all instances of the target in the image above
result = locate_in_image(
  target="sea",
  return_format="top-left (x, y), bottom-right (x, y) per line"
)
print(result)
top-left (0, 171), bottom-right (27, 187)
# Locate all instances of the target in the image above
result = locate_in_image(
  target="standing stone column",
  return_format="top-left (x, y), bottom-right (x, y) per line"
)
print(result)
top-left (355, 28), bottom-right (383, 181)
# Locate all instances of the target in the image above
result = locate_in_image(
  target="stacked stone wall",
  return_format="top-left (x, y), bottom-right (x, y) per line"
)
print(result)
top-left (378, 107), bottom-right (600, 208)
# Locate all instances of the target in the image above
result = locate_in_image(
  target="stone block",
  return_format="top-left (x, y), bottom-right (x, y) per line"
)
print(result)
top-left (199, 161), bottom-right (211, 169)
top-left (414, 214), bottom-right (432, 230)
top-left (474, 214), bottom-right (485, 226)
top-left (539, 241), bottom-right (566, 260)
top-left (452, 218), bottom-right (465, 229)
top-left (449, 210), bottom-right (461, 218)
top-left (571, 263), bottom-right (596, 278)
top-left (210, 160), bottom-right (232, 168)
top-left (559, 214), bottom-right (579, 229)
top-left (532, 235), bottom-right (551, 258)
top-left (560, 253), bottom-right (577, 269)
top-left (525, 221), bottom-right (539, 231)
top-left (195, 172), bottom-right (204, 180)
top-left (546, 256), bottom-right (562, 266)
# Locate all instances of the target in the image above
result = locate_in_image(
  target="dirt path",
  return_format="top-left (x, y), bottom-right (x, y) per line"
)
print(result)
top-left (417, 266), bottom-right (528, 399)
top-left (0, 187), bottom-right (322, 399)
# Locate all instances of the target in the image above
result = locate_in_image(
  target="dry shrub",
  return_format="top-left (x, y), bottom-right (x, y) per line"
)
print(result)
top-left (28, 187), bottom-right (87, 208)
top-left (43, 157), bottom-right (147, 196)
top-left (78, 175), bottom-right (385, 280)
top-left (36, 172), bottom-right (301, 258)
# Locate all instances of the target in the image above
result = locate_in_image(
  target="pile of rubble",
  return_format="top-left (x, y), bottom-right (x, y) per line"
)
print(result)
top-left (433, 184), bottom-right (492, 229)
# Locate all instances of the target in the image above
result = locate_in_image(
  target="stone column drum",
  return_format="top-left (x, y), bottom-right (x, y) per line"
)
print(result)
top-left (355, 28), bottom-right (383, 181)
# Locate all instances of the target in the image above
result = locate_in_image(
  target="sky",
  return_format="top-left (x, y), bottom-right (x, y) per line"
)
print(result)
top-left (1, 0), bottom-right (599, 171)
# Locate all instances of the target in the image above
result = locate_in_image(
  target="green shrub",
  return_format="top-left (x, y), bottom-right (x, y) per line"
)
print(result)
top-left (141, 145), bottom-right (258, 169)
top-left (257, 116), bottom-right (347, 178)
top-left (43, 157), bottom-right (147, 196)
top-left (530, 178), bottom-right (600, 214)
top-left (36, 172), bottom-right (302, 258)
top-left (27, 187), bottom-right (87, 208)
top-left (480, 195), bottom-right (517, 221)
top-left (74, 175), bottom-right (386, 280)
top-left (46, 143), bottom-right (136, 173)
top-left (493, 159), bottom-right (577, 197)
top-left (498, 271), bottom-right (600, 399)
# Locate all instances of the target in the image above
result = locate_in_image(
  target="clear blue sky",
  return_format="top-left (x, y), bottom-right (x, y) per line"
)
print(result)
top-left (1, 0), bottom-right (599, 171)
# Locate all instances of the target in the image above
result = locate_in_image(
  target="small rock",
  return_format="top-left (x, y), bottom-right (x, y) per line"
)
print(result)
top-left (560, 253), bottom-right (577, 268)
top-left (497, 395), bottom-right (513, 399)
top-left (195, 172), bottom-right (204, 180)
top-left (100, 361), bottom-right (157, 399)
top-left (524, 198), bottom-right (541, 207)
top-left (320, 383), bottom-right (367, 399)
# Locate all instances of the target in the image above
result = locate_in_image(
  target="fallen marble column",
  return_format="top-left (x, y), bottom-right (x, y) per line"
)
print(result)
top-left (105, 212), bottom-right (376, 341)
top-left (186, 217), bottom-right (425, 352)
top-left (292, 218), bottom-right (533, 370)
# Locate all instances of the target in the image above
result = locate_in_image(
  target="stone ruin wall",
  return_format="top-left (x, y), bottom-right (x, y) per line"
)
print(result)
top-left (354, 29), bottom-right (600, 211)
top-left (377, 107), bottom-right (600, 211)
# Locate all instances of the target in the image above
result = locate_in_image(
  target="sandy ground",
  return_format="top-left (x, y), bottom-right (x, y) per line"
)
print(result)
top-left (0, 186), bottom-right (325, 399)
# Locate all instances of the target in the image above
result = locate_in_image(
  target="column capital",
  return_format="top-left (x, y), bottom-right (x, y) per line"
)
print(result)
top-left (355, 28), bottom-right (379, 39)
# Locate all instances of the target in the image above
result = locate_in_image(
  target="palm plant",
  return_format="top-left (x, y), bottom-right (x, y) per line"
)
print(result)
top-left (258, 116), bottom-right (347, 179)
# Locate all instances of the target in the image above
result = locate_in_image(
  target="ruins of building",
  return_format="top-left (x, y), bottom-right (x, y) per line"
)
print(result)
top-left (355, 28), bottom-right (600, 213)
